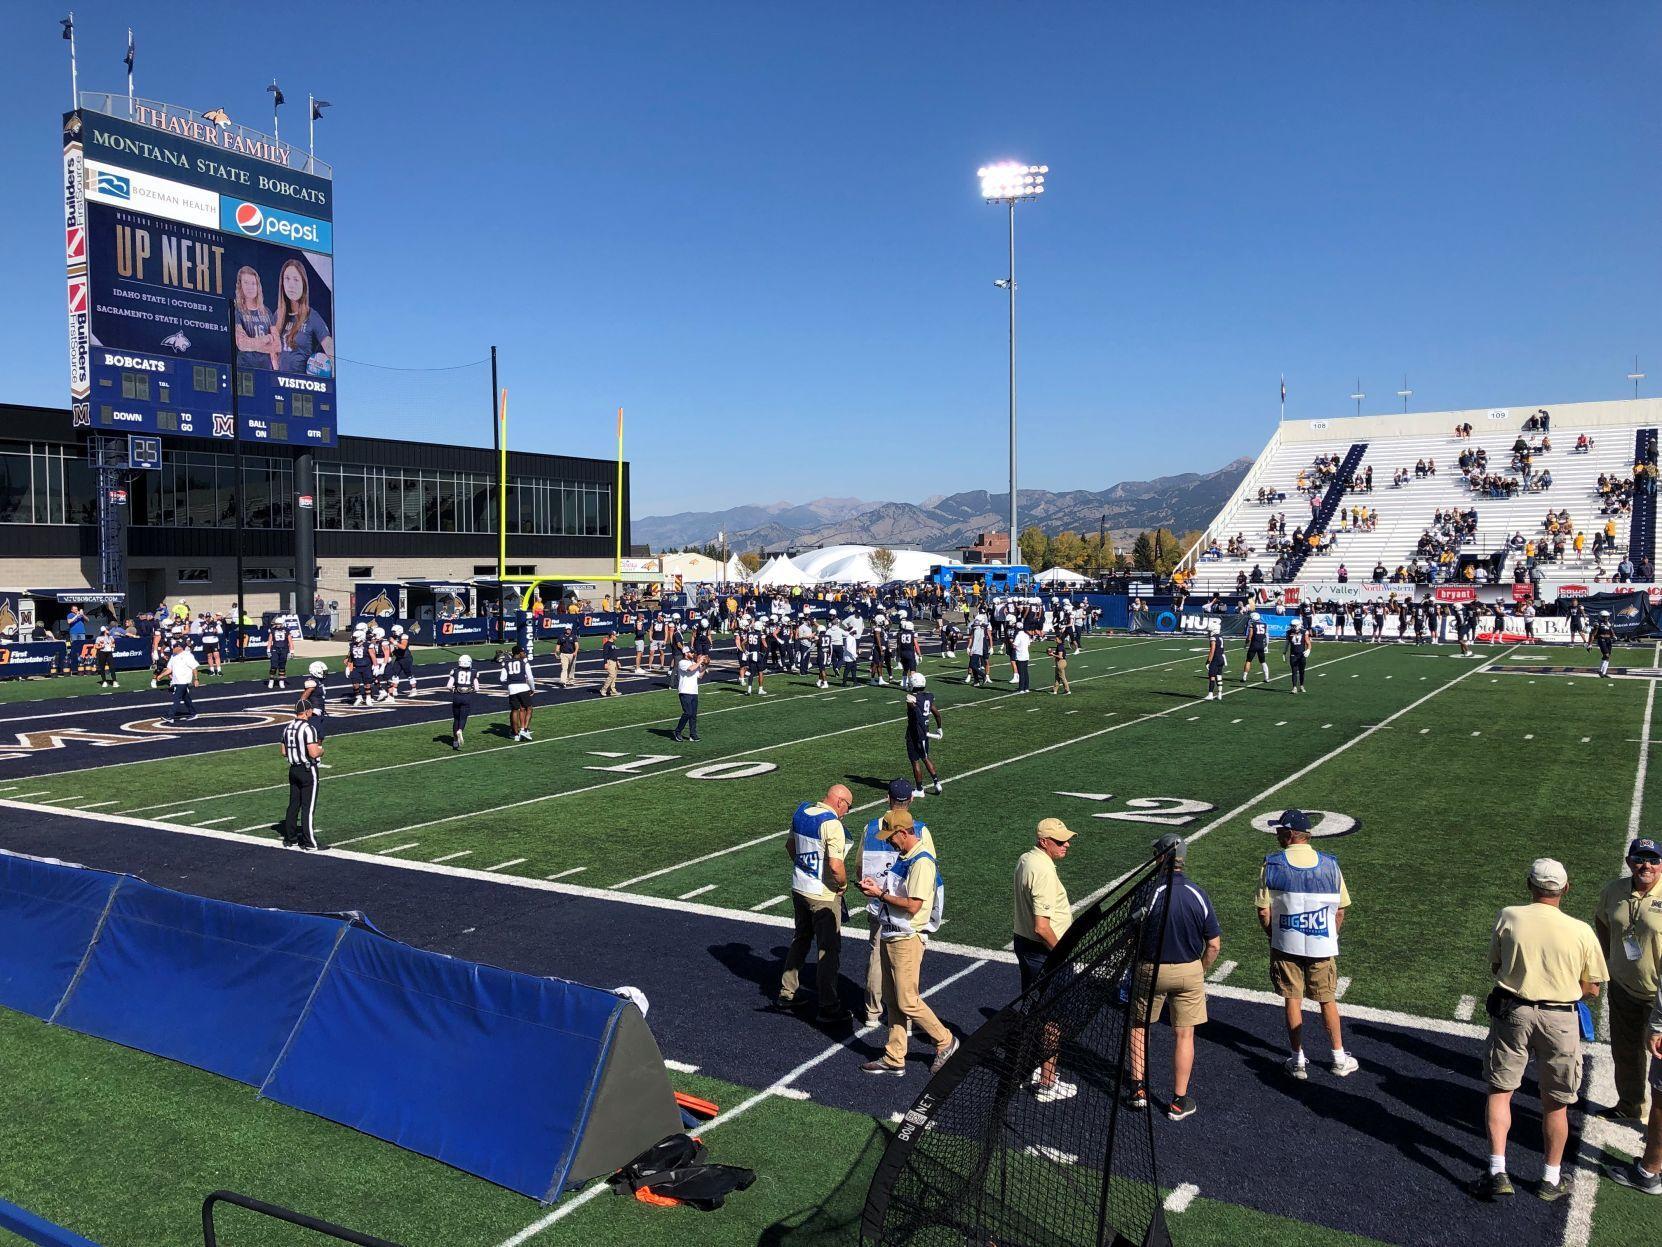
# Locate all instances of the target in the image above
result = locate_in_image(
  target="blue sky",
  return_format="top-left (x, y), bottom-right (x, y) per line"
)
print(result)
top-left (4, 3), bottom-right (1660, 515)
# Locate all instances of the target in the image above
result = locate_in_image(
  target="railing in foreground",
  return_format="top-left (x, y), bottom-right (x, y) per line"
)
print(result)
top-left (202, 1191), bottom-right (405, 1247)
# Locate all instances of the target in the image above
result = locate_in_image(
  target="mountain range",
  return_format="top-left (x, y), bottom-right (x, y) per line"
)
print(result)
top-left (636, 458), bottom-right (1253, 554)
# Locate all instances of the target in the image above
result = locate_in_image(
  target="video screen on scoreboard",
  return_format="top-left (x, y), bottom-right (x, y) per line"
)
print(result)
top-left (83, 204), bottom-right (336, 446)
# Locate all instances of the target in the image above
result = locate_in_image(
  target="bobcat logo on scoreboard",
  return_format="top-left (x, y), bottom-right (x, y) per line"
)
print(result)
top-left (360, 591), bottom-right (396, 617)
top-left (0, 600), bottom-right (17, 634)
top-left (161, 331), bottom-right (192, 354)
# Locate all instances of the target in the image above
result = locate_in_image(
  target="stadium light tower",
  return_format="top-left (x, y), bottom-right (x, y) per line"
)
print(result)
top-left (1396, 375), bottom-right (1413, 413)
top-left (1350, 379), bottom-right (1365, 417)
top-left (979, 161), bottom-right (1047, 565)
top-left (1629, 355), bottom-right (1646, 399)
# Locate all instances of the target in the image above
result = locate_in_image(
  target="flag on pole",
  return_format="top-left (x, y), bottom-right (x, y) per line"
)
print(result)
top-left (1280, 375), bottom-right (1286, 405)
top-left (267, 80), bottom-right (285, 107)
top-left (60, 14), bottom-right (73, 39)
top-left (311, 97), bottom-right (330, 121)
top-left (124, 28), bottom-right (134, 72)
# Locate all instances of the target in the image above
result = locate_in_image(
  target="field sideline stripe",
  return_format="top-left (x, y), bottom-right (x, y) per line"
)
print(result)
top-left (1069, 644), bottom-right (1520, 915)
top-left (0, 798), bottom-right (1530, 1050)
top-left (607, 644), bottom-right (1373, 891)
top-left (93, 637), bottom-right (1142, 811)
top-left (337, 642), bottom-right (1199, 847)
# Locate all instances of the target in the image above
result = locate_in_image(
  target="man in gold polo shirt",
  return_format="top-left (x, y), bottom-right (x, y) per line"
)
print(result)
top-left (1013, 817), bottom-right (1077, 1102)
top-left (1594, 837), bottom-right (1662, 1121)
top-left (776, 784), bottom-right (854, 1023)
top-left (857, 810), bottom-right (957, 1077)
top-left (1470, 858), bottom-right (1607, 1203)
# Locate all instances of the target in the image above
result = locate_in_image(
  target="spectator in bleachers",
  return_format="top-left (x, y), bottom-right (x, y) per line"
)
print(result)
top-left (1427, 457), bottom-right (1436, 476)
top-left (1576, 433), bottom-right (1593, 453)
top-left (1337, 563), bottom-right (1349, 583)
top-left (1249, 564), bottom-right (1265, 585)
top-left (1363, 465), bottom-right (1374, 491)
top-left (1372, 561), bottom-right (1387, 581)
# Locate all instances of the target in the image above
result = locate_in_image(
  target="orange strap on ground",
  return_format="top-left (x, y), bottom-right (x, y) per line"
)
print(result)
top-left (634, 1186), bottom-right (681, 1207)
top-left (674, 1091), bottom-right (720, 1118)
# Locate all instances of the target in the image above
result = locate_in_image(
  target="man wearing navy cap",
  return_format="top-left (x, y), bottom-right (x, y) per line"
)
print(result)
top-left (1256, 809), bottom-right (1357, 1080)
top-left (1595, 838), bottom-right (1662, 1123)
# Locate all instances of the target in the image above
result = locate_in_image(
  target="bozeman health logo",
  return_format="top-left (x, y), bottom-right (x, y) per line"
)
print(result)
top-left (95, 170), bottom-right (131, 200)
top-left (222, 197), bottom-right (332, 253)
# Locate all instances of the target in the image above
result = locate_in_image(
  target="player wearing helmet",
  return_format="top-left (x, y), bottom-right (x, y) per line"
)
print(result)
top-left (896, 620), bottom-right (922, 685)
top-left (299, 660), bottom-right (330, 737)
top-left (371, 626), bottom-right (393, 702)
top-left (1284, 619), bottom-right (1310, 694)
top-left (390, 623), bottom-right (414, 697)
top-left (1242, 611), bottom-right (1271, 684)
top-left (346, 626), bottom-right (372, 706)
top-left (445, 653), bottom-right (477, 749)
top-left (870, 614), bottom-right (891, 687)
top-left (814, 621), bottom-right (833, 688)
top-left (904, 671), bottom-right (944, 796)
top-left (1589, 609), bottom-right (1617, 678)
top-left (266, 615), bottom-right (292, 689)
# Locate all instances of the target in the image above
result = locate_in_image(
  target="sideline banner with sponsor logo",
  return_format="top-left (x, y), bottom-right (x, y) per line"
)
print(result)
top-left (408, 618), bottom-right (489, 646)
top-left (1579, 591), bottom-right (1655, 639)
top-left (354, 583), bottom-right (401, 620)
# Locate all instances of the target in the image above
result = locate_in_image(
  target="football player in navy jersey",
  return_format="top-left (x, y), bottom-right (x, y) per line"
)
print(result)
top-left (815, 622), bottom-right (834, 688)
top-left (346, 626), bottom-right (373, 705)
top-left (740, 621), bottom-right (767, 696)
top-left (200, 614), bottom-right (224, 676)
top-left (869, 614), bottom-right (891, 687)
top-left (300, 661), bottom-right (330, 736)
top-left (904, 672), bottom-right (944, 796)
top-left (1284, 620), bottom-right (1310, 694)
top-left (266, 617), bottom-right (292, 689)
top-left (1241, 612), bottom-right (1271, 683)
top-left (371, 626), bottom-right (394, 702)
top-left (1203, 630), bottom-right (1226, 701)
top-left (390, 624), bottom-right (414, 697)
top-left (445, 653), bottom-right (477, 749)
top-left (1589, 610), bottom-right (1617, 678)
top-left (896, 620), bottom-right (922, 685)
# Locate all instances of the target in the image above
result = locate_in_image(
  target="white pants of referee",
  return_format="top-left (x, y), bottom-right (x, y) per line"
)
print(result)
top-left (285, 763), bottom-right (319, 848)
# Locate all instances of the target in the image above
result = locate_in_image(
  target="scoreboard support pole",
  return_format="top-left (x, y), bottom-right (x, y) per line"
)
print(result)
top-left (491, 346), bottom-right (503, 583)
top-left (229, 309), bottom-right (246, 636)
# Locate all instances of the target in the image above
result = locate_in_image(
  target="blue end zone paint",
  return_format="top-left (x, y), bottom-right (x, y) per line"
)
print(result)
top-left (0, 809), bottom-right (1571, 1247)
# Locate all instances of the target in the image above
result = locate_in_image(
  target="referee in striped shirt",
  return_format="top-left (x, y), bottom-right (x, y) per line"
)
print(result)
top-left (280, 701), bottom-right (324, 851)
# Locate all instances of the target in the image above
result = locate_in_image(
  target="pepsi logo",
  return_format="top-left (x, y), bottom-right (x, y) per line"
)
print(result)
top-left (234, 202), bottom-right (265, 235)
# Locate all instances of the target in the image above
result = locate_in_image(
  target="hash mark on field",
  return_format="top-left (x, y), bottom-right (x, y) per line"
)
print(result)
top-left (776, 1087), bottom-right (812, 1101)
top-left (1322, 723), bottom-right (1333, 730)
top-left (1207, 960), bottom-right (1237, 983)
top-left (485, 858), bottom-right (528, 872)
top-left (432, 850), bottom-right (473, 863)
top-left (1470, 731), bottom-right (1481, 737)
top-left (1232, 718), bottom-right (1242, 724)
top-left (750, 895), bottom-right (787, 911)
top-left (1025, 1144), bottom-right (1080, 1165)
top-left (34, 795), bottom-right (85, 805)
top-left (547, 866), bottom-right (586, 879)
top-left (1186, 715), bottom-right (1198, 722)
top-left (1582, 737), bottom-right (1591, 743)
top-left (664, 1060), bottom-right (700, 1074)
top-left (856, 698), bottom-right (870, 703)
top-left (1275, 720), bottom-right (1288, 727)
top-left (160, 811), bottom-right (195, 820)
top-left (1164, 1184), bottom-right (1200, 1214)
top-left (6, 792), bottom-right (51, 800)
top-left (377, 842), bottom-right (420, 855)
top-left (1066, 709), bottom-right (1079, 714)
top-left (1027, 707), bottom-right (1042, 713)
top-left (75, 800), bottom-right (118, 809)
top-left (1420, 728), bottom-right (1430, 734)
top-left (679, 884), bottom-right (717, 900)
top-left (1524, 733), bottom-right (1534, 740)
top-left (1455, 995), bottom-right (1477, 1021)
top-left (1335, 976), bottom-right (1352, 999)
top-left (195, 816), bottom-right (235, 826)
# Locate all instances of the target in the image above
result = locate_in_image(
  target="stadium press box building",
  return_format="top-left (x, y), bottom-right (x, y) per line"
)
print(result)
top-left (0, 400), bottom-right (631, 619)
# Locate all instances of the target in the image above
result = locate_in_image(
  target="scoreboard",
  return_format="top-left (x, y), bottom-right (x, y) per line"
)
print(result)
top-left (63, 105), bottom-right (337, 448)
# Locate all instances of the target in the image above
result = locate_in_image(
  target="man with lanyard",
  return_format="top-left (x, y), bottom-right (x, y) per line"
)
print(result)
top-left (165, 639), bottom-right (200, 723)
top-left (557, 625), bottom-right (579, 687)
top-left (1257, 809), bottom-right (1358, 1080)
top-left (1472, 858), bottom-right (1606, 1201)
top-left (499, 644), bottom-right (536, 741)
top-left (1012, 817), bottom-right (1077, 1101)
top-left (858, 809), bottom-right (956, 1077)
top-left (1594, 838), bottom-right (1662, 1124)
top-left (672, 647), bottom-right (704, 741)
top-left (1127, 834), bottom-right (1222, 1121)
top-left (599, 629), bottom-right (622, 697)
top-left (1241, 611), bottom-right (1271, 683)
top-left (446, 653), bottom-right (478, 749)
top-left (904, 672), bottom-right (943, 796)
top-left (390, 623), bottom-right (414, 697)
top-left (1011, 622), bottom-right (1033, 693)
top-left (279, 700), bottom-right (324, 851)
top-left (776, 784), bottom-right (854, 1023)
top-left (1284, 617), bottom-right (1310, 694)
top-left (346, 625), bottom-right (373, 706)
top-left (266, 616), bottom-right (292, 690)
top-left (200, 613), bottom-right (223, 676)
top-left (859, 780), bottom-right (932, 1025)
top-left (93, 626), bottom-right (118, 689)
top-left (1590, 609), bottom-right (1617, 678)
top-left (1203, 629), bottom-right (1226, 701)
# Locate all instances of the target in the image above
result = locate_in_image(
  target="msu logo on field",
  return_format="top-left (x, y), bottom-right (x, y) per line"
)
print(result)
top-left (360, 591), bottom-right (395, 617)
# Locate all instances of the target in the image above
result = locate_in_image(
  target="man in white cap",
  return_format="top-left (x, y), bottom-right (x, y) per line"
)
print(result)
top-left (1471, 858), bottom-right (1607, 1202)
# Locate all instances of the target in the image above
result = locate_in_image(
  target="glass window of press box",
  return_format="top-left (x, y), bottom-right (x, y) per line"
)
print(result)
top-left (0, 442), bottom-right (609, 537)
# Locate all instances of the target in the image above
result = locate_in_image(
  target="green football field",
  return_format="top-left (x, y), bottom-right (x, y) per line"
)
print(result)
top-left (1, 632), bottom-right (1658, 1246)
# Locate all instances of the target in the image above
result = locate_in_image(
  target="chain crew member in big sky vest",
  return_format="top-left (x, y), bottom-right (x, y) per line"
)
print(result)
top-left (777, 784), bottom-right (854, 1023)
top-left (859, 780), bottom-right (934, 1024)
top-left (1257, 809), bottom-right (1358, 1080)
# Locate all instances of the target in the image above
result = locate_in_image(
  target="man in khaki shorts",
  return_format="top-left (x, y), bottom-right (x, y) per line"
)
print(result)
top-left (1256, 809), bottom-right (1358, 1080)
top-left (1128, 834), bottom-right (1222, 1120)
top-left (1471, 858), bottom-right (1606, 1202)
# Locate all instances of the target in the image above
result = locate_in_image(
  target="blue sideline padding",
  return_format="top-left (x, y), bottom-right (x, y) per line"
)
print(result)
top-left (0, 1196), bottom-right (106, 1247)
top-left (52, 879), bottom-right (348, 1085)
top-left (262, 926), bottom-right (623, 1201)
top-left (0, 854), bottom-right (120, 1020)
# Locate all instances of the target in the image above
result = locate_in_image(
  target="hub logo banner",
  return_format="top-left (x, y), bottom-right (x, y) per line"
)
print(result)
top-left (221, 197), bottom-right (333, 254)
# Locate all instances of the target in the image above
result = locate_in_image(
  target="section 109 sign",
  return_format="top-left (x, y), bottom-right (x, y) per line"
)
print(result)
top-left (63, 105), bottom-right (336, 448)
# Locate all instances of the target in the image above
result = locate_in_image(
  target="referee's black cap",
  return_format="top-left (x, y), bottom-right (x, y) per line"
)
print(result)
top-left (294, 699), bottom-right (313, 714)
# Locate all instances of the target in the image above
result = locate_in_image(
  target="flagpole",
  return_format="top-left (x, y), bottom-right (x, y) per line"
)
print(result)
top-left (125, 28), bottom-right (134, 117)
top-left (63, 14), bottom-right (78, 109)
top-left (1279, 374), bottom-right (1286, 424)
top-left (498, 389), bottom-right (509, 581)
top-left (308, 94), bottom-right (315, 163)
top-left (614, 408), bottom-right (625, 580)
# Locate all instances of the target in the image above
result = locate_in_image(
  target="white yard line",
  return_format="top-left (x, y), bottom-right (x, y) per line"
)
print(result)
top-left (343, 645), bottom-right (1207, 850)
top-left (607, 647), bottom-right (1373, 891)
top-left (750, 895), bottom-right (788, 912)
top-left (484, 857), bottom-right (528, 872)
top-left (1627, 677), bottom-right (1656, 838)
top-left (376, 843), bottom-right (420, 855)
top-left (1071, 645), bottom-right (1519, 915)
top-left (492, 955), bottom-right (992, 1246)
top-left (72, 800), bottom-right (119, 809)
top-left (546, 866), bottom-right (586, 879)
top-left (1454, 995), bottom-right (1476, 1022)
top-left (1206, 960), bottom-right (1237, 983)
top-left (678, 883), bottom-right (717, 900)
top-left (432, 850), bottom-right (473, 863)
top-left (663, 1060), bottom-right (700, 1074)
top-left (194, 816), bottom-right (236, 826)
